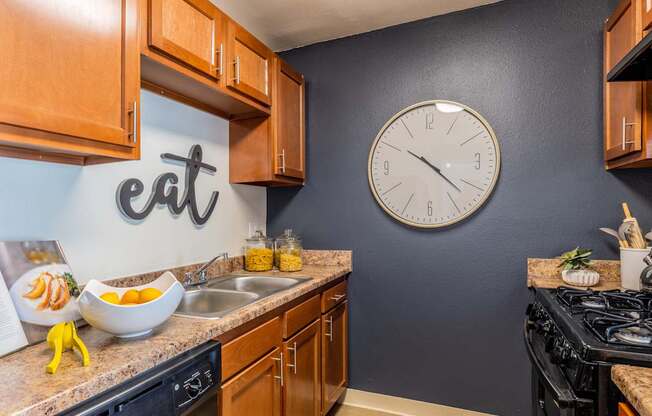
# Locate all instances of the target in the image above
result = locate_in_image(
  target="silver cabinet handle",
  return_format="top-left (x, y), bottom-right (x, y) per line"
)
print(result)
top-left (329, 294), bottom-right (345, 301)
top-left (271, 352), bottom-right (284, 386)
top-left (278, 149), bottom-right (286, 174)
top-left (326, 317), bottom-right (333, 342)
top-left (128, 101), bottom-right (137, 144)
top-left (215, 43), bottom-right (223, 76)
top-left (236, 56), bottom-right (241, 83)
top-left (622, 116), bottom-right (638, 150)
top-left (286, 342), bottom-right (297, 374)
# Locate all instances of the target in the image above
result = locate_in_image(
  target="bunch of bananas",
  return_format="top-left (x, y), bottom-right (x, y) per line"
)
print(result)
top-left (46, 321), bottom-right (90, 374)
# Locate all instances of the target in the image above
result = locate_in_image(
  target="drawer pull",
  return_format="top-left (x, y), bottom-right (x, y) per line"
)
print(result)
top-left (622, 116), bottom-right (638, 151)
top-left (287, 342), bottom-right (297, 374)
top-left (215, 43), bottom-right (223, 76)
top-left (329, 294), bottom-right (345, 301)
top-left (326, 316), bottom-right (333, 342)
top-left (278, 149), bottom-right (286, 174)
top-left (233, 56), bottom-right (241, 84)
top-left (271, 352), bottom-right (284, 386)
top-left (127, 102), bottom-right (137, 144)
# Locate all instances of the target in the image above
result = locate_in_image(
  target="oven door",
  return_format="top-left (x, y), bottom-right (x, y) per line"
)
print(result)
top-left (525, 322), bottom-right (594, 416)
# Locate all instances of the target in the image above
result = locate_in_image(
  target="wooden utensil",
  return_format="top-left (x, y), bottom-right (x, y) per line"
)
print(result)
top-left (622, 202), bottom-right (647, 249)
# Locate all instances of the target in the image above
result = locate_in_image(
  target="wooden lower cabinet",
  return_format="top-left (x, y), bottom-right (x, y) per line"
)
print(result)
top-left (218, 279), bottom-right (348, 416)
top-left (220, 347), bottom-right (282, 416)
top-left (321, 301), bottom-right (348, 415)
top-left (283, 320), bottom-right (321, 416)
top-left (619, 402), bottom-right (639, 416)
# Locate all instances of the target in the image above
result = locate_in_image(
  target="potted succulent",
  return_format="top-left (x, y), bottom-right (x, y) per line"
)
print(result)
top-left (558, 247), bottom-right (600, 287)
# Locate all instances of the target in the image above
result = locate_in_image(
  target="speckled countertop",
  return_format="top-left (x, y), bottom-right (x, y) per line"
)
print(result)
top-left (612, 365), bottom-right (652, 416)
top-left (0, 250), bottom-right (352, 416)
top-left (527, 258), bottom-right (621, 290)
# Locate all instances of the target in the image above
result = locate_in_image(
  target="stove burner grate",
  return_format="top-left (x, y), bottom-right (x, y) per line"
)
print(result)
top-left (583, 309), bottom-right (652, 348)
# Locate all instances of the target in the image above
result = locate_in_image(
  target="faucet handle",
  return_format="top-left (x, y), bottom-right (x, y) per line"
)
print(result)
top-left (183, 272), bottom-right (193, 287)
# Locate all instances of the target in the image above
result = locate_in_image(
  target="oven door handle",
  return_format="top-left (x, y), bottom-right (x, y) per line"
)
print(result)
top-left (524, 321), bottom-right (579, 408)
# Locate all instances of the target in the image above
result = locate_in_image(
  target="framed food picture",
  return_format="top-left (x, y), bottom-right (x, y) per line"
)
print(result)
top-left (0, 241), bottom-right (82, 355)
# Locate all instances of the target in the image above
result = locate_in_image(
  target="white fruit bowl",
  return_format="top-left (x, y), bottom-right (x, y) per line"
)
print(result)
top-left (77, 272), bottom-right (184, 338)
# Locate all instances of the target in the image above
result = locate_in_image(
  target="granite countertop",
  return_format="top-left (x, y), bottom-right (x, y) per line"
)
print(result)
top-left (612, 365), bottom-right (652, 416)
top-left (0, 250), bottom-right (352, 416)
top-left (527, 258), bottom-right (621, 290)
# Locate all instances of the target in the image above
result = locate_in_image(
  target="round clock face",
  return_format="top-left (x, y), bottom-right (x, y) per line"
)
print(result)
top-left (368, 100), bottom-right (500, 228)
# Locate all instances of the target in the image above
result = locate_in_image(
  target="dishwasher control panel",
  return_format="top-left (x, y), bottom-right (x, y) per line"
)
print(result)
top-left (173, 360), bottom-right (217, 411)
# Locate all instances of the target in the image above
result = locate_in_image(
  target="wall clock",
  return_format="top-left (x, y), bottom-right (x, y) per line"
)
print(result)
top-left (367, 100), bottom-right (500, 228)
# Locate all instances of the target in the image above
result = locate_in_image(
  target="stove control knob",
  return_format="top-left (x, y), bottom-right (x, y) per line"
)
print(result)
top-left (185, 377), bottom-right (202, 399)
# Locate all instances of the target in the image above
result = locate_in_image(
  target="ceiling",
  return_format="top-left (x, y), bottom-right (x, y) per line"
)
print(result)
top-left (210, 0), bottom-right (503, 52)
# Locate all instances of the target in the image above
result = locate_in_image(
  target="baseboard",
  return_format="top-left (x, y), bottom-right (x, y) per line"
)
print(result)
top-left (341, 389), bottom-right (494, 416)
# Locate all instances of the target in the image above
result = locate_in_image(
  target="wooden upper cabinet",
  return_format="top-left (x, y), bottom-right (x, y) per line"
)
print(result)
top-left (229, 58), bottom-right (305, 187)
top-left (283, 320), bottom-right (321, 416)
top-left (221, 348), bottom-right (282, 416)
top-left (273, 58), bottom-right (306, 180)
top-left (321, 301), bottom-right (348, 415)
top-left (604, 0), bottom-right (644, 163)
top-left (226, 19), bottom-right (273, 106)
top-left (0, 0), bottom-right (140, 164)
top-left (148, 0), bottom-right (223, 80)
top-left (644, 0), bottom-right (652, 30)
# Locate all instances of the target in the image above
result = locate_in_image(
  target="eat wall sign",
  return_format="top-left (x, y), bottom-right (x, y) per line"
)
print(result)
top-left (117, 145), bottom-right (219, 225)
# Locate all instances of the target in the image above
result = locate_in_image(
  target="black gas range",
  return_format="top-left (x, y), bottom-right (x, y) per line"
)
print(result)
top-left (526, 287), bottom-right (652, 416)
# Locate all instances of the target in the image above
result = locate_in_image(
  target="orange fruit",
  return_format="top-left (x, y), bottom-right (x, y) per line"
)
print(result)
top-left (100, 292), bottom-right (120, 305)
top-left (120, 289), bottom-right (140, 305)
top-left (138, 287), bottom-right (162, 304)
top-left (120, 302), bottom-right (138, 306)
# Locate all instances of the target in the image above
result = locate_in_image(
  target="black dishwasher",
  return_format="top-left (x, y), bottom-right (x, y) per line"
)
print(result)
top-left (58, 341), bottom-right (220, 416)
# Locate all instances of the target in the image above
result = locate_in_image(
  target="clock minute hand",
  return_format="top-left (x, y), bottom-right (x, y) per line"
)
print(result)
top-left (406, 150), bottom-right (462, 192)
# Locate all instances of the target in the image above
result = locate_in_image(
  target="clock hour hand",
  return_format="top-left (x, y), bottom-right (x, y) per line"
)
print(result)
top-left (406, 150), bottom-right (461, 192)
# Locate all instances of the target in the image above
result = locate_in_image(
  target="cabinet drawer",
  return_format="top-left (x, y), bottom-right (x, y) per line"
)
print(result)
top-left (321, 281), bottom-right (347, 313)
top-left (221, 316), bottom-right (282, 381)
top-left (283, 295), bottom-right (320, 339)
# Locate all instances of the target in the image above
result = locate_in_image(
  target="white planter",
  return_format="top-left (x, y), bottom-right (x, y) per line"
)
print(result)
top-left (561, 269), bottom-right (600, 287)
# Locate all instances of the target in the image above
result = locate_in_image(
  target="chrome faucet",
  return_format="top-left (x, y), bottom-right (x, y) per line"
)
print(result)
top-left (184, 252), bottom-right (229, 289)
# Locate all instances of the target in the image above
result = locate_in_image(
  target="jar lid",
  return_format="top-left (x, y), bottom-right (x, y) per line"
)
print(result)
top-left (276, 228), bottom-right (301, 242)
top-left (247, 230), bottom-right (270, 242)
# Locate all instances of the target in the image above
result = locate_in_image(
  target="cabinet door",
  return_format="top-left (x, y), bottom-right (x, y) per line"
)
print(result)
top-left (604, 0), bottom-right (643, 161)
top-left (149, 0), bottom-right (222, 79)
top-left (0, 0), bottom-right (139, 148)
top-left (221, 348), bottom-right (282, 416)
top-left (619, 402), bottom-right (639, 416)
top-left (226, 20), bottom-right (272, 106)
top-left (284, 320), bottom-right (320, 416)
top-left (644, 0), bottom-right (652, 30)
top-left (321, 301), bottom-right (348, 415)
top-left (273, 58), bottom-right (305, 180)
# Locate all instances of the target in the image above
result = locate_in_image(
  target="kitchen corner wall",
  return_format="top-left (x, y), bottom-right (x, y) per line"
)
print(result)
top-left (268, 0), bottom-right (650, 414)
top-left (0, 90), bottom-right (266, 284)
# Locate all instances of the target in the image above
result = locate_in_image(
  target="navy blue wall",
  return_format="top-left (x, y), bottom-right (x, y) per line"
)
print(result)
top-left (267, 0), bottom-right (652, 414)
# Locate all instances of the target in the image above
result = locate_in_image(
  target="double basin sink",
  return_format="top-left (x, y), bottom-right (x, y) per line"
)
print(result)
top-left (174, 274), bottom-right (311, 319)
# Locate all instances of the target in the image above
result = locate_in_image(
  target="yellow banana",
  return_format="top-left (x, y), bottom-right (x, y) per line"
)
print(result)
top-left (46, 321), bottom-right (90, 374)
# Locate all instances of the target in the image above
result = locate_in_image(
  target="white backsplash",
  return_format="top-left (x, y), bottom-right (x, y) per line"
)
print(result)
top-left (0, 90), bottom-right (266, 283)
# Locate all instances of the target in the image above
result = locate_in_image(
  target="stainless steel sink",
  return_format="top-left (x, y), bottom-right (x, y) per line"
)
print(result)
top-left (174, 274), bottom-right (311, 319)
top-left (175, 289), bottom-right (259, 319)
top-left (207, 275), bottom-right (311, 295)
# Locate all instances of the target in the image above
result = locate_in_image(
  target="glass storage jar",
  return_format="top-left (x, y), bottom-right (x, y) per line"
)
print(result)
top-left (275, 229), bottom-right (303, 272)
top-left (245, 231), bottom-right (273, 272)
